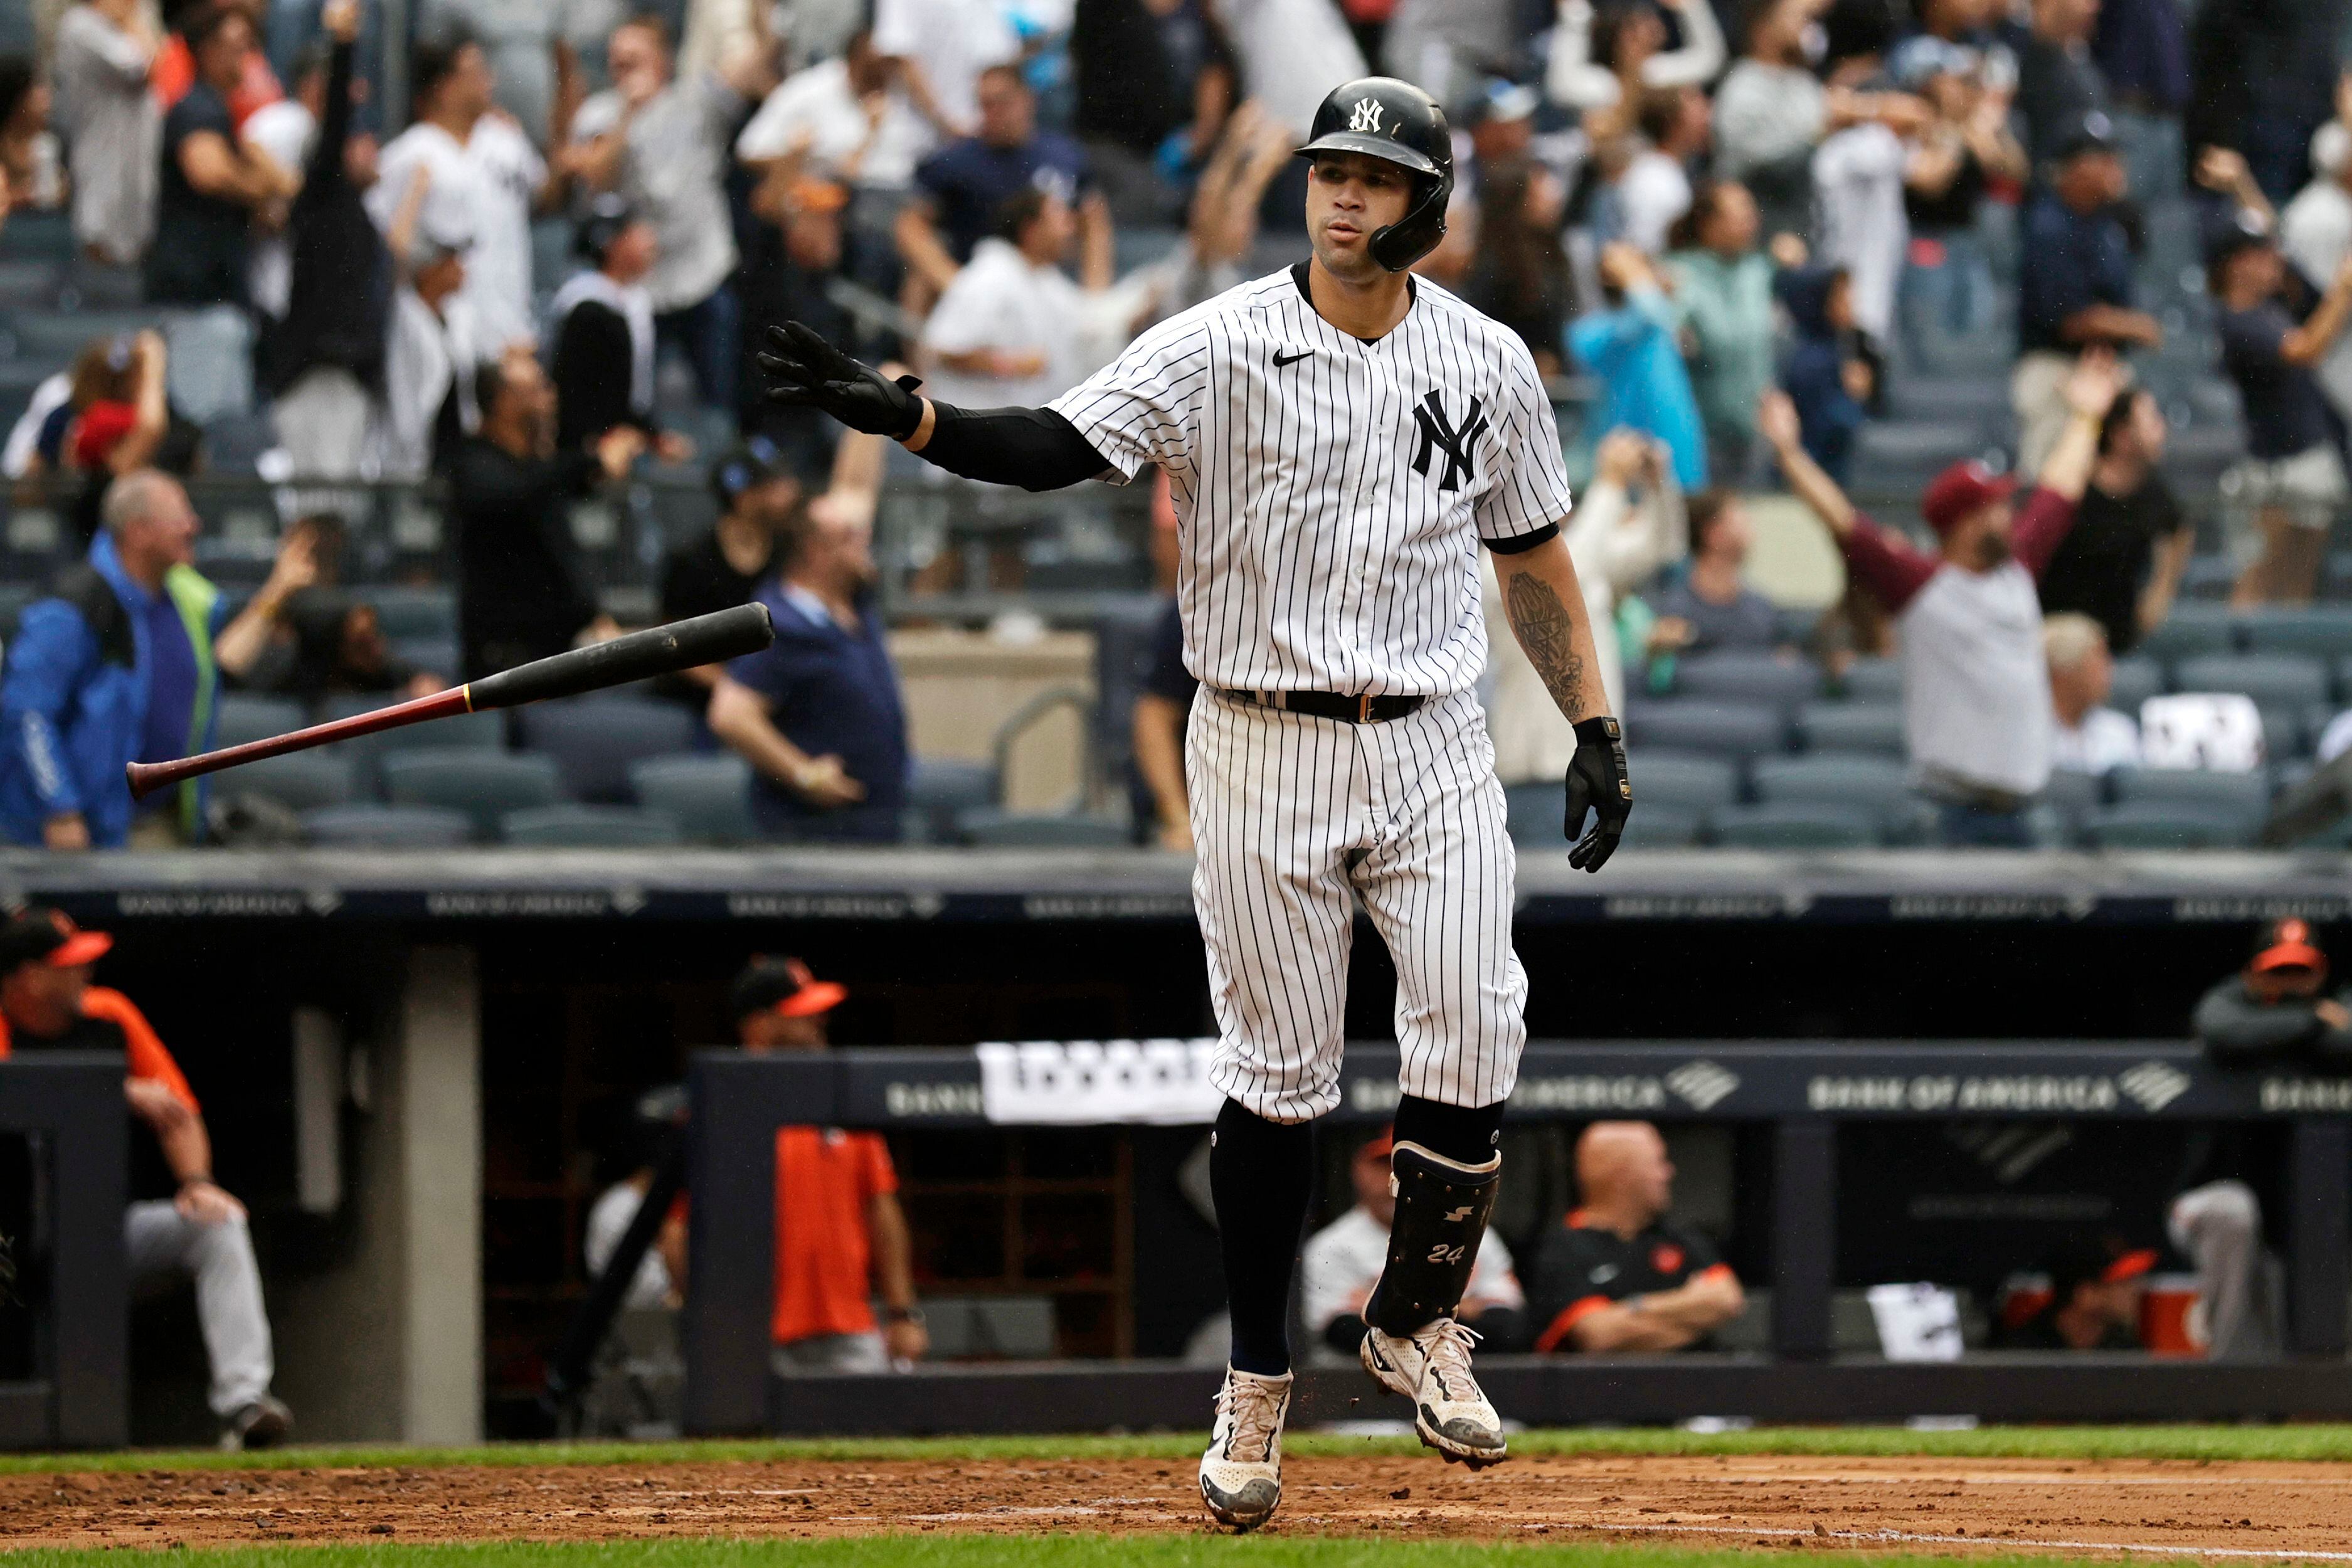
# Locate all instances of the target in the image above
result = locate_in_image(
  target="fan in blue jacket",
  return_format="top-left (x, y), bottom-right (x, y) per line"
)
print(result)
top-left (0, 472), bottom-right (255, 848)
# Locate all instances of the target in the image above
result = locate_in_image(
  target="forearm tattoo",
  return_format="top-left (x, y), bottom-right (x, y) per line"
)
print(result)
top-left (1504, 568), bottom-right (1589, 723)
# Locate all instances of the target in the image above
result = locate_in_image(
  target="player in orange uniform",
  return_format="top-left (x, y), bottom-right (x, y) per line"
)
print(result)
top-left (0, 908), bottom-right (292, 1446)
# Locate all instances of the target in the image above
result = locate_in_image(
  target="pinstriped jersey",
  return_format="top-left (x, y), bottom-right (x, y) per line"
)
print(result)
top-left (1047, 264), bottom-right (1574, 697)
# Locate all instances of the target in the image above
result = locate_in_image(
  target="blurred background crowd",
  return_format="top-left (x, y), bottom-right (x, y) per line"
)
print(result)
top-left (0, 0), bottom-right (2347, 852)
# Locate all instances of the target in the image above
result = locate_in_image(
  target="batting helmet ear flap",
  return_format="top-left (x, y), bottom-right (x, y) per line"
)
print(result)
top-left (1371, 170), bottom-right (1451, 273)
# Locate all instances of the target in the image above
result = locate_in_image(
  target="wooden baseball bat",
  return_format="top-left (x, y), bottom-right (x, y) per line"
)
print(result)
top-left (125, 603), bottom-right (775, 800)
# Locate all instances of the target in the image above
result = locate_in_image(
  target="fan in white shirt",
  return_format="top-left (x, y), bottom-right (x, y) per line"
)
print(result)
top-left (736, 29), bottom-right (930, 189)
top-left (868, 0), bottom-right (1018, 142)
top-left (919, 186), bottom-right (1106, 409)
top-left (368, 34), bottom-right (553, 356)
top-left (2045, 611), bottom-right (2141, 775)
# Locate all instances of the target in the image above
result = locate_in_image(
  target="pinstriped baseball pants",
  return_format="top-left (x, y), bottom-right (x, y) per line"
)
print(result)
top-left (1186, 687), bottom-right (1528, 1123)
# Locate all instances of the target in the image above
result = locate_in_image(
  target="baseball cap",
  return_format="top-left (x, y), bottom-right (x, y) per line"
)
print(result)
top-left (2250, 916), bottom-right (2328, 977)
top-left (0, 908), bottom-right (114, 973)
top-left (729, 956), bottom-right (847, 1022)
top-left (2054, 110), bottom-right (2121, 162)
top-left (1920, 459), bottom-right (2016, 538)
top-left (1469, 79), bottom-right (1540, 129)
top-left (1889, 35), bottom-right (1971, 92)
top-left (708, 435), bottom-right (802, 511)
top-left (575, 193), bottom-right (643, 266)
top-left (1355, 1126), bottom-right (1396, 1164)
top-left (2043, 1234), bottom-right (2157, 1303)
top-left (2204, 205), bottom-right (2275, 270)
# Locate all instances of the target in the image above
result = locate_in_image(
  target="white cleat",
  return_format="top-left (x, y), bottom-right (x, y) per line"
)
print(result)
top-left (1360, 1317), bottom-right (1507, 1467)
top-left (1198, 1365), bottom-right (1291, 1530)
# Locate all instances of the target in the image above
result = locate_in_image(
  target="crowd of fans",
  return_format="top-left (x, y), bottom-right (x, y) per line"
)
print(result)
top-left (0, 0), bottom-right (2347, 847)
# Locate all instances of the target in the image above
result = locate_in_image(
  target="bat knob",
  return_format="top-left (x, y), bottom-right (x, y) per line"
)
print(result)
top-left (125, 762), bottom-right (164, 802)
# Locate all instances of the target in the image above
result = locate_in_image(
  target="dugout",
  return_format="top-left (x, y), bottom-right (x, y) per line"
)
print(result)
top-left (4, 845), bottom-right (2352, 1442)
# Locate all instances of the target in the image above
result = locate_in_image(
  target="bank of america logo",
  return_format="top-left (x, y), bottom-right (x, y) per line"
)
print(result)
top-left (1350, 98), bottom-right (1384, 133)
top-left (2120, 1061), bottom-right (2191, 1112)
top-left (1666, 1060), bottom-right (1740, 1111)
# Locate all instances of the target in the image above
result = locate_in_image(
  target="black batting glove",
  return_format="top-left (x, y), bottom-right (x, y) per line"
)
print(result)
top-left (757, 322), bottom-right (927, 440)
top-left (1564, 715), bottom-right (1631, 872)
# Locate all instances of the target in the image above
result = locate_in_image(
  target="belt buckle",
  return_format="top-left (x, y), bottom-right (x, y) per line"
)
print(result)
top-left (1357, 694), bottom-right (1373, 723)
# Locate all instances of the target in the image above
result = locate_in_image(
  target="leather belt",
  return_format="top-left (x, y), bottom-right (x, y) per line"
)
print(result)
top-left (1216, 688), bottom-right (1428, 724)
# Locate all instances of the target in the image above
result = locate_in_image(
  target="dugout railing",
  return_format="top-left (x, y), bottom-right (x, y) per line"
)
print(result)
top-left (684, 1041), bottom-right (2352, 1436)
top-left (0, 1053), bottom-right (128, 1448)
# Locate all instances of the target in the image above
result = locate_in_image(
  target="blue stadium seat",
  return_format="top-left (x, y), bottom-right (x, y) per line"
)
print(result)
top-left (215, 695), bottom-right (305, 750)
top-left (1708, 802), bottom-right (1880, 849)
top-left (301, 804), bottom-right (472, 848)
top-left (362, 587), bottom-right (458, 642)
top-left (1752, 756), bottom-right (1915, 838)
top-left (2111, 767), bottom-right (2274, 830)
top-left (2139, 605), bottom-right (2240, 661)
top-left (1840, 659), bottom-right (1904, 701)
top-left (2173, 654), bottom-right (2329, 709)
top-left (2038, 768), bottom-right (2107, 839)
top-left (955, 809), bottom-right (1129, 847)
top-left (628, 754), bottom-right (758, 844)
top-left (1626, 700), bottom-right (1787, 759)
top-left (1505, 783), bottom-right (1558, 846)
top-left (1797, 701), bottom-right (1904, 758)
top-left (2242, 607), bottom-right (2352, 659)
top-left (1670, 653), bottom-right (1823, 707)
top-left (1618, 803), bottom-right (1705, 848)
top-left (499, 804), bottom-right (684, 847)
top-left (907, 757), bottom-right (1000, 844)
top-left (391, 637), bottom-right (460, 681)
top-left (2079, 802), bottom-right (2252, 849)
top-left (2108, 657), bottom-right (2164, 713)
top-left (1628, 750), bottom-right (1741, 812)
top-left (216, 753), bottom-right (358, 812)
top-left (519, 697), bottom-right (702, 803)
top-left (383, 750), bottom-right (561, 840)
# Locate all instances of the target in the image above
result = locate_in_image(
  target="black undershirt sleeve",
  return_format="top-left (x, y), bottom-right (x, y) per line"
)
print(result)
top-left (1482, 522), bottom-right (1560, 554)
top-left (915, 403), bottom-right (1113, 492)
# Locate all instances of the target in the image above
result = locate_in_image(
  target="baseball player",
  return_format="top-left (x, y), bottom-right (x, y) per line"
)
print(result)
top-left (760, 75), bottom-right (1631, 1530)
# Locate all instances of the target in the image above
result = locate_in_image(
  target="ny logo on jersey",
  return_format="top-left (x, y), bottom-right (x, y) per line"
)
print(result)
top-left (1411, 390), bottom-right (1488, 492)
top-left (1349, 97), bottom-right (1384, 134)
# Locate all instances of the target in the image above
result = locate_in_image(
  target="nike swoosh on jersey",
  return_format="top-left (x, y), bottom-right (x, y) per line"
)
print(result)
top-left (1273, 348), bottom-right (1313, 366)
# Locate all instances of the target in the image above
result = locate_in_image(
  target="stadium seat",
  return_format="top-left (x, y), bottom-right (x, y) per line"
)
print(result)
top-left (383, 750), bottom-right (561, 840)
top-left (499, 804), bottom-right (685, 847)
top-left (215, 753), bottom-right (358, 812)
top-left (2173, 654), bottom-right (2330, 710)
top-left (907, 757), bottom-right (1000, 844)
top-left (1616, 802), bottom-right (1705, 848)
top-left (1628, 750), bottom-right (1741, 812)
top-left (955, 809), bottom-right (1130, 847)
top-left (367, 701), bottom-right (506, 755)
top-left (2242, 607), bottom-right (2352, 659)
top-left (391, 637), bottom-right (460, 681)
top-left (215, 695), bottom-right (304, 750)
top-left (363, 587), bottom-right (458, 642)
top-left (520, 698), bottom-right (702, 803)
top-left (1797, 701), bottom-right (1905, 758)
top-left (2139, 605), bottom-right (2239, 661)
top-left (2079, 802), bottom-right (2252, 849)
top-left (2107, 657), bottom-right (2163, 712)
top-left (301, 803), bottom-right (472, 848)
top-left (2111, 767), bottom-right (2274, 830)
top-left (0, 583), bottom-right (36, 640)
top-left (1840, 658), bottom-right (1904, 701)
top-left (1505, 783), bottom-right (1558, 845)
top-left (2037, 768), bottom-right (2107, 842)
top-left (1670, 653), bottom-right (1823, 707)
top-left (628, 754), bottom-right (758, 844)
top-left (1751, 756), bottom-right (1915, 838)
top-left (1708, 802), bottom-right (1880, 849)
top-left (1625, 700), bottom-right (1787, 759)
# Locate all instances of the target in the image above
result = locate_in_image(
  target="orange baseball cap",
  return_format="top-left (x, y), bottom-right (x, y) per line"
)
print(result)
top-left (1355, 1126), bottom-right (1395, 1163)
top-left (2250, 918), bottom-right (2327, 977)
top-left (729, 956), bottom-right (847, 1022)
top-left (0, 908), bottom-right (113, 972)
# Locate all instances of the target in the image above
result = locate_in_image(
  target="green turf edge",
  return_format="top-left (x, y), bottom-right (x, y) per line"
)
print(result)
top-left (0, 1540), bottom-right (2131, 1568)
top-left (11, 1423), bottom-right (2352, 1476)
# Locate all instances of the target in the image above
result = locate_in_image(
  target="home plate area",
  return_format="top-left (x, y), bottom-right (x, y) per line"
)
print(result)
top-left (13, 1453), bottom-right (2352, 1555)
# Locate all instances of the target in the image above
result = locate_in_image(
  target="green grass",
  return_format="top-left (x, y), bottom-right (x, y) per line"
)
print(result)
top-left (12, 1423), bottom-right (2352, 1476)
top-left (0, 1542), bottom-right (2129, 1568)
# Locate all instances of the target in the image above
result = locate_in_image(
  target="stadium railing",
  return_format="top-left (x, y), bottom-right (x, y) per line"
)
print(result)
top-left (0, 1052), bottom-right (128, 1449)
top-left (683, 1041), bottom-right (2352, 1436)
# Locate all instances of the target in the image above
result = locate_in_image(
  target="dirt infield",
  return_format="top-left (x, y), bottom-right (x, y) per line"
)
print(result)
top-left (11, 1452), bottom-right (2352, 1555)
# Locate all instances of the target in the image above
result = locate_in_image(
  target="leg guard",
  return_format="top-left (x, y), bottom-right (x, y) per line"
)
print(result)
top-left (1365, 1140), bottom-right (1501, 1336)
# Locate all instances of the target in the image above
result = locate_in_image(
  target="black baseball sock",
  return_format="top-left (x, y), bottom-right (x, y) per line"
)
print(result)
top-left (1211, 1097), bottom-right (1315, 1377)
top-left (1391, 1093), bottom-right (1506, 1166)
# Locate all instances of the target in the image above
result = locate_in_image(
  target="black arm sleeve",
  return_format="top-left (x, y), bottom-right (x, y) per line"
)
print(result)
top-left (916, 403), bottom-right (1113, 492)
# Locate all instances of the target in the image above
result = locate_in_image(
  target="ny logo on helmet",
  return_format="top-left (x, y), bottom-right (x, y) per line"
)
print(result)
top-left (1411, 390), bottom-right (1488, 492)
top-left (1349, 97), bottom-right (1384, 134)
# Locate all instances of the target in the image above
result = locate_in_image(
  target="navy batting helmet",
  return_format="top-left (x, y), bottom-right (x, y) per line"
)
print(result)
top-left (1295, 77), bottom-right (1454, 272)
